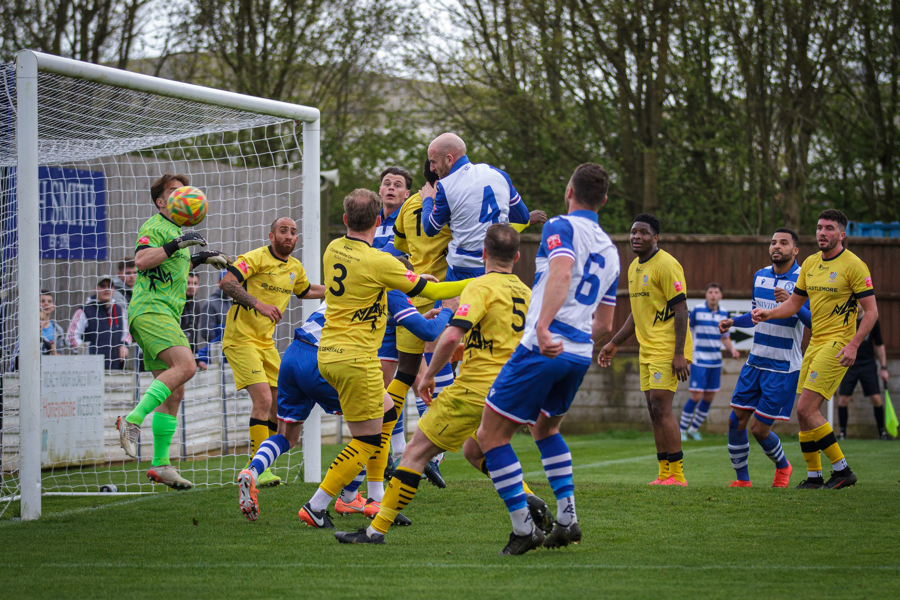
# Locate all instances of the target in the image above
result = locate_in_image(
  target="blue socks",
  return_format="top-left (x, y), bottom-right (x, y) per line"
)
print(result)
top-left (759, 431), bottom-right (790, 469)
top-left (728, 412), bottom-right (750, 481)
top-left (424, 352), bottom-right (455, 401)
top-left (249, 434), bottom-right (290, 477)
top-left (537, 433), bottom-right (576, 525)
top-left (485, 444), bottom-right (531, 535)
top-left (680, 399), bottom-right (698, 431)
top-left (690, 400), bottom-right (712, 430)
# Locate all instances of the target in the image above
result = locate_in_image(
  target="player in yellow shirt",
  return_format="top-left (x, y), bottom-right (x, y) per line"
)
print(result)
top-left (335, 224), bottom-right (530, 544)
top-left (753, 209), bottom-right (877, 489)
top-left (599, 214), bottom-right (693, 486)
top-left (296, 189), bottom-right (472, 529)
top-left (219, 218), bottom-right (325, 486)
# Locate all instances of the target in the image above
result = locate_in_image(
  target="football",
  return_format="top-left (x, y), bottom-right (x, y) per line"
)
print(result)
top-left (167, 186), bottom-right (208, 227)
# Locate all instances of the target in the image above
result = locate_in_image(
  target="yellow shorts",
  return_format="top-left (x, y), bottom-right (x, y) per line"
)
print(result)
top-left (223, 344), bottom-right (280, 391)
top-left (798, 340), bottom-right (848, 399)
top-left (418, 384), bottom-right (485, 453)
top-left (395, 297), bottom-right (437, 355)
top-left (640, 361), bottom-right (680, 393)
top-left (319, 357), bottom-right (386, 422)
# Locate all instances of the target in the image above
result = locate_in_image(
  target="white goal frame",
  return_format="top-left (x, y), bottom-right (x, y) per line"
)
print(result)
top-left (15, 50), bottom-right (323, 521)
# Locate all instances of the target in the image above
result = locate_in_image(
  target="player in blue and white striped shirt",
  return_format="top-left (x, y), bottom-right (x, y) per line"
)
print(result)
top-left (718, 228), bottom-right (811, 488)
top-left (680, 284), bottom-right (740, 441)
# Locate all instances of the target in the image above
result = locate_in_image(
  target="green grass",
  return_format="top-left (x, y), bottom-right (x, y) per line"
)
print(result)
top-left (2, 432), bottom-right (900, 599)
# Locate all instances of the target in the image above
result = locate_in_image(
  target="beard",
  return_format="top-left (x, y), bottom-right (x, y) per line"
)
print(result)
top-left (274, 239), bottom-right (296, 256)
top-left (771, 253), bottom-right (792, 265)
top-left (818, 236), bottom-right (839, 252)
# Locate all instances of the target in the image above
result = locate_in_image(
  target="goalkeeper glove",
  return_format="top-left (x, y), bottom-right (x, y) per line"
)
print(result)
top-left (163, 232), bottom-right (207, 257)
top-left (191, 251), bottom-right (233, 269)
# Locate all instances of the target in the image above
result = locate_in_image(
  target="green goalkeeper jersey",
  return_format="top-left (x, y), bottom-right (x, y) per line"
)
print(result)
top-left (129, 213), bottom-right (191, 321)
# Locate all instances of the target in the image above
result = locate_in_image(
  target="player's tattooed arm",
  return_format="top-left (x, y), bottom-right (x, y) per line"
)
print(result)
top-left (672, 300), bottom-right (690, 381)
top-left (220, 278), bottom-right (257, 309)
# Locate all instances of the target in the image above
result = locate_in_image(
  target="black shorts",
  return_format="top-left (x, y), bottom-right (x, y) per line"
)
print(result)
top-left (838, 360), bottom-right (881, 397)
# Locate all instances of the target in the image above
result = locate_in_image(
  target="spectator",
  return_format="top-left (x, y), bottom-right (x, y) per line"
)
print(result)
top-left (113, 257), bottom-right (137, 303)
top-left (837, 307), bottom-right (891, 440)
top-left (181, 271), bottom-right (202, 355)
top-left (68, 275), bottom-right (129, 370)
top-left (196, 270), bottom-right (232, 370)
top-left (40, 289), bottom-right (66, 355)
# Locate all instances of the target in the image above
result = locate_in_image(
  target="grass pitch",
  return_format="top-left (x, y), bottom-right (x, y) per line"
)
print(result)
top-left (2, 431), bottom-right (899, 599)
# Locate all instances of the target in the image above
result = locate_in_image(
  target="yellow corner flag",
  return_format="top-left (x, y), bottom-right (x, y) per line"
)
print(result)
top-left (885, 388), bottom-right (898, 438)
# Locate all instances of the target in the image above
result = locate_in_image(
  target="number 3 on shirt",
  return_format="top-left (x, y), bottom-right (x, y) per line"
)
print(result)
top-left (574, 253), bottom-right (606, 305)
top-left (330, 263), bottom-right (348, 296)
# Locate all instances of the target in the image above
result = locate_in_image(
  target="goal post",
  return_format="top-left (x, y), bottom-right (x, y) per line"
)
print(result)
top-left (9, 50), bottom-right (323, 521)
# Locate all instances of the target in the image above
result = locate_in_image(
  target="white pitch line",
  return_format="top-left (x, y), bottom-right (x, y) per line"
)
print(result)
top-left (0, 491), bottom-right (175, 526)
top-left (523, 442), bottom-right (799, 477)
top-left (2, 563), bottom-right (897, 571)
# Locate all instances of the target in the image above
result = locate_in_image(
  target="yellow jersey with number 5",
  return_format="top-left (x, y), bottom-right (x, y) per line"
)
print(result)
top-left (318, 236), bottom-right (427, 363)
top-left (447, 272), bottom-right (531, 396)
top-left (795, 248), bottom-right (874, 345)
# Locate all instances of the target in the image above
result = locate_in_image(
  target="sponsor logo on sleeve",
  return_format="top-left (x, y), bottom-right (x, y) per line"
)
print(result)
top-left (405, 270), bottom-right (418, 283)
top-left (865, 276), bottom-right (873, 288)
top-left (674, 281), bottom-right (683, 292)
top-left (547, 234), bottom-right (562, 250)
top-left (237, 260), bottom-right (249, 275)
top-left (138, 236), bottom-right (149, 245)
top-left (456, 304), bottom-right (470, 317)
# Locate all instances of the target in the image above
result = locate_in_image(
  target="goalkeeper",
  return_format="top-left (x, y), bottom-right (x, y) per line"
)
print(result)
top-left (116, 174), bottom-right (232, 490)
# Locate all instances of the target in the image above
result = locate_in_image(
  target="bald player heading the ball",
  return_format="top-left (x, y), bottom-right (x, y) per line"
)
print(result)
top-left (219, 217), bottom-right (325, 487)
top-left (117, 173), bottom-right (231, 489)
top-left (297, 189), bottom-right (474, 529)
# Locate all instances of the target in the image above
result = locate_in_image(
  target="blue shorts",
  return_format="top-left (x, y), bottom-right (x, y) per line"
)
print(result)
top-left (378, 326), bottom-right (398, 362)
top-left (730, 364), bottom-right (799, 426)
top-left (689, 365), bottom-right (722, 392)
top-left (486, 345), bottom-right (589, 425)
top-left (277, 340), bottom-right (342, 422)
top-left (445, 265), bottom-right (485, 282)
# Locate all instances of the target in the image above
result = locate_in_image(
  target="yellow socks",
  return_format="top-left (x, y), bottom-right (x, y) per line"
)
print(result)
top-left (656, 452), bottom-right (670, 481)
top-left (667, 451), bottom-right (685, 483)
top-left (372, 467), bottom-right (421, 534)
top-left (249, 418), bottom-right (269, 459)
top-left (799, 430), bottom-right (823, 475)
top-left (319, 434), bottom-right (381, 497)
top-left (811, 422), bottom-right (848, 469)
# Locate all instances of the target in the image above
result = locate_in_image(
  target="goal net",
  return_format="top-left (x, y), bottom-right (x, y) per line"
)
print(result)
top-left (1, 53), bottom-right (322, 518)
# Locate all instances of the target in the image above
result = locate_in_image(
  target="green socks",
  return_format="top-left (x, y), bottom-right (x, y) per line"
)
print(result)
top-left (151, 412), bottom-right (178, 467)
top-left (126, 379), bottom-right (172, 425)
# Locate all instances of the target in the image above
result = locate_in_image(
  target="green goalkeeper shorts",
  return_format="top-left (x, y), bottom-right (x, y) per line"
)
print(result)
top-left (129, 312), bottom-right (190, 372)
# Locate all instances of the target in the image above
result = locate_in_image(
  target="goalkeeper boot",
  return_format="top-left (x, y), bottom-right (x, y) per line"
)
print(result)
top-left (423, 460), bottom-right (446, 489)
top-left (526, 494), bottom-right (554, 535)
top-left (543, 521), bottom-right (583, 549)
top-left (237, 469), bottom-right (259, 522)
top-left (363, 499), bottom-right (411, 526)
top-left (256, 468), bottom-right (281, 488)
top-left (823, 469), bottom-right (857, 490)
top-left (117, 416), bottom-right (140, 459)
top-left (298, 502), bottom-right (335, 529)
top-left (335, 492), bottom-right (366, 516)
top-left (772, 463), bottom-right (793, 488)
top-left (499, 527), bottom-right (545, 556)
top-left (335, 529), bottom-right (385, 545)
top-left (147, 465), bottom-right (193, 490)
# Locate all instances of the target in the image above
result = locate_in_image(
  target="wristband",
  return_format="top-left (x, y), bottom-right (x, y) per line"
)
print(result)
top-left (163, 240), bottom-right (180, 257)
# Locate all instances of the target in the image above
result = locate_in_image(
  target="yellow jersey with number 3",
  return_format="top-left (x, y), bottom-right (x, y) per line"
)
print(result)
top-left (318, 236), bottom-right (427, 363)
top-left (223, 245), bottom-right (311, 349)
top-left (628, 249), bottom-right (693, 363)
top-left (393, 192), bottom-right (452, 281)
top-left (447, 272), bottom-right (531, 396)
top-left (795, 248), bottom-right (874, 345)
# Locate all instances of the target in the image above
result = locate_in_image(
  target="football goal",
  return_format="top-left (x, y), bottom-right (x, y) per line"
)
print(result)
top-left (1, 51), bottom-right (323, 520)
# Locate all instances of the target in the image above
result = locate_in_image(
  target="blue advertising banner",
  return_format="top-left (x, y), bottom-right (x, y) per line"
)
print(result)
top-left (38, 166), bottom-right (107, 260)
